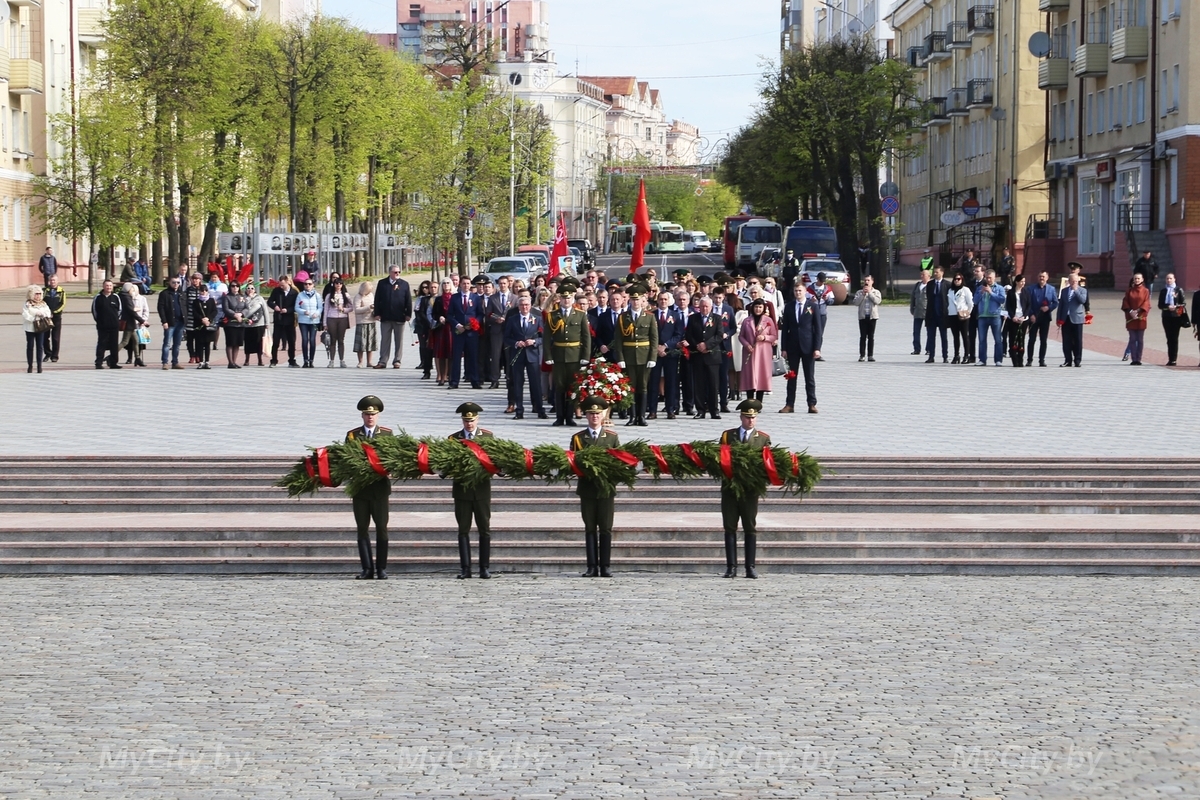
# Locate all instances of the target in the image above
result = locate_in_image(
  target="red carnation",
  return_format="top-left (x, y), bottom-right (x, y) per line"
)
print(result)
top-left (468, 318), bottom-right (481, 333)
top-left (785, 370), bottom-right (796, 381)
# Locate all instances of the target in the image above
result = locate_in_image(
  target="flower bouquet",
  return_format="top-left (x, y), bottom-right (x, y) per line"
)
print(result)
top-left (467, 317), bottom-right (481, 333)
top-left (568, 358), bottom-right (633, 412)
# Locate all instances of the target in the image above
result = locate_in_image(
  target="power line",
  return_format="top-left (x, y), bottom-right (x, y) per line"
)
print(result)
top-left (558, 32), bottom-right (773, 49)
top-left (636, 72), bottom-right (760, 80)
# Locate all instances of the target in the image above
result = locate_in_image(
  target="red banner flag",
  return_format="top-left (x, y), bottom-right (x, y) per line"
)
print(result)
top-left (630, 179), bottom-right (651, 274)
top-left (548, 213), bottom-right (569, 279)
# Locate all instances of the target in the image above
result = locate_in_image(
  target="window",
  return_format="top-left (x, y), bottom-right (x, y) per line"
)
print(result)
top-left (12, 198), bottom-right (21, 241)
top-left (1126, 81), bottom-right (1133, 127)
top-left (1171, 65), bottom-right (1179, 111)
top-left (10, 108), bottom-right (18, 153)
top-left (1002, 35), bottom-right (1008, 74)
top-left (1136, 78), bottom-right (1146, 123)
top-left (1169, 156), bottom-right (1178, 204)
top-left (1079, 178), bottom-right (1100, 254)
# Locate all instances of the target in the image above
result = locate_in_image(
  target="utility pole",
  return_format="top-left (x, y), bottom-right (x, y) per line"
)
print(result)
top-left (509, 72), bottom-right (520, 256)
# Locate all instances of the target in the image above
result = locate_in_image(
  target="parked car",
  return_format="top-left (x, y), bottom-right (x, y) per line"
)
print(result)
top-left (797, 257), bottom-right (852, 304)
top-left (517, 245), bottom-right (550, 271)
top-left (485, 256), bottom-right (544, 286)
top-left (683, 231), bottom-right (711, 253)
top-left (567, 238), bottom-right (595, 269)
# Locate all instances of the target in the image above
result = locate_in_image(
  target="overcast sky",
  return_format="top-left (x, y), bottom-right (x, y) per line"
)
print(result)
top-left (321, 0), bottom-right (779, 150)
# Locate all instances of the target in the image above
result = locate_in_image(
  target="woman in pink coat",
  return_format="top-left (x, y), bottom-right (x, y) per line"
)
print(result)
top-left (739, 297), bottom-right (778, 400)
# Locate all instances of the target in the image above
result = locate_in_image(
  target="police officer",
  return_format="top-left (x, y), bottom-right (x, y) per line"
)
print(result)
top-left (572, 397), bottom-right (619, 577)
top-left (543, 277), bottom-right (591, 426)
top-left (610, 283), bottom-right (658, 426)
top-left (346, 395), bottom-right (393, 579)
top-left (718, 399), bottom-right (771, 578)
top-left (449, 402), bottom-right (493, 579)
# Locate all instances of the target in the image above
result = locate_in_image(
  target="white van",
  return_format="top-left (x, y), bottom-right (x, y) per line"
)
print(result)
top-left (736, 219), bottom-right (783, 267)
top-left (682, 231), bottom-right (711, 253)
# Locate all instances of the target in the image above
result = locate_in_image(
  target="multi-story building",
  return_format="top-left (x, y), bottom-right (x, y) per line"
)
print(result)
top-left (579, 75), bottom-right (700, 170)
top-left (781, 0), bottom-right (813, 53)
top-left (666, 120), bottom-right (700, 166)
top-left (397, 1), bottom-right (549, 63)
top-left (814, 0), bottom-right (895, 54)
top-left (1036, 0), bottom-right (1197, 289)
top-left (889, 0), bottom-right (1047, 272)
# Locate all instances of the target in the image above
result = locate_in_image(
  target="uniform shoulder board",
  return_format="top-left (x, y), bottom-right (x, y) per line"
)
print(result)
top-left (479, 428), bottom-right (493, 436)
top-left (757, 429), bottom-right (769, 438)
top-left (719, 430), bottom-right (729, 445)
top-left (346, 429), bottom-right (358, 441)
top-left (378, 427), bottom-right (393, 435)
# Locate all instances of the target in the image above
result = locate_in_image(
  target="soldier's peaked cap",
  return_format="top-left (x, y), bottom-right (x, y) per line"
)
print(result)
top-left (358, 395), bottom-right (384, 413)
top-left (456, 402), bottom-right (483, 418)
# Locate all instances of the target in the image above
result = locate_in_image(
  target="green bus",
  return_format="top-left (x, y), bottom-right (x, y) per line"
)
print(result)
top-left (607, 221), bottom-right (686, 254)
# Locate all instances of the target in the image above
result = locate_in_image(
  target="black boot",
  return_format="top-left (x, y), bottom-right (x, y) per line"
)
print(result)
top-left (635, 391), bottom-right (648, 426)
top-left (723, 533), bottom-right (737, 578)
top-left (457, 534), bottom-right (472, 579)
top-left (356, 539), bottom-right (374, 579)
top-left (744, 533), bottom-right (758, 578)
top-left (375, 537), bottom-right (388, 579)
top-left (478, 530), bottom-right (491, 579)
top-left (598, 532), bottom-right (613, 577)
top-left (582, 532), bottom-right (599, 577)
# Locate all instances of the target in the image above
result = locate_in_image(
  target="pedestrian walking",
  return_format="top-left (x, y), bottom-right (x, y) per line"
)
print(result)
top-left (852, 275), bottom-right (882, 362)
top-left (449, 402), bottom-right (494, 579)
top-left (1121, 274), bottom-right (1151, 366)
top-left (1134, 250), bottom-right (1159, 295)
top-left (21, 285), bottom-right (52, 373)
top-left (345, 396), bottom-right (392, 579)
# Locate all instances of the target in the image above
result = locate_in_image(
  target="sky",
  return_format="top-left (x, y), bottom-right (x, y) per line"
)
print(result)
top-left (320, 0), bottom-right (780, 151)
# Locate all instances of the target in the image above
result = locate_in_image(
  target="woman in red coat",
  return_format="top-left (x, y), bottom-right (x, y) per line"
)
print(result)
top-left (738, 297), bottom-right (778, 401)
top-left (429, 278), bottom-right (455, 384)
top-left (1121, 273), bottom-right (1151, 366)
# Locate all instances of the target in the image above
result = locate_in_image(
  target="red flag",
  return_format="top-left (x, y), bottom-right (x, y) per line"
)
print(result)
top-left (548, 213), bottom-right (568, 279)
top-left (630, 179), bottom-right (651, 274)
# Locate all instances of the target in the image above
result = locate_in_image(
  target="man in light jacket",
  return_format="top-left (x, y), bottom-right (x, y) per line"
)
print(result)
top-left (909, 269), bottom-right (929, 355)
top-left (1056, 271), bottom-right (1088, 368)
top-left (973, 269), bottom-right (1007, 366)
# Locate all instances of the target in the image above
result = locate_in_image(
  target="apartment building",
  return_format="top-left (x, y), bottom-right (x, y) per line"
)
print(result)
top-left (397, 0), bottom-right (549, 63)
top-left (890, 0), bottom-right (1048, 272)
top-left (813, 0), bottom-right (895, 54)
top-left (1036, 0), bottom-right (1197, 289)
top-left (781, 0), bottom-right (813, 53)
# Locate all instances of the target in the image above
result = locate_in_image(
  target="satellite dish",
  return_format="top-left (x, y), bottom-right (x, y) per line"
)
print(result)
top-left (508, 72), bottom-right (522, 86)
top-left (1028, 31), bottom-right (1051, 58)
top-left (990, 107), bottom-right (1007, 121)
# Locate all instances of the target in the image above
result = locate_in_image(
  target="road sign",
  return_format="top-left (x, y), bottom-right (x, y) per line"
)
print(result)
top-left (880, 181), bottom-right (899, 198)
top-left (962, 198), bottom-right (981, 217)
top-left (881, 196), bottom-right (900, 216)
top-left (464, 221), bottom-right (473, 241)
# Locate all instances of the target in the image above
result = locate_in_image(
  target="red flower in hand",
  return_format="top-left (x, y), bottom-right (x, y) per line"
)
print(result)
top-left (784, 370), bottom-right (797, 381)
top-left (1084, 313), bottom-right (1094, 325)
top-left (468, 318), bottom-right (481, 333)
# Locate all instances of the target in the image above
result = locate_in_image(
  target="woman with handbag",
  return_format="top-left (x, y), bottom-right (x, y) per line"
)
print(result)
top-left (1121, 274), bottom-right (1151, 366)
top-left (738, 297), bottom-right (778, 402)
top-left (1158, 273), bottom-right (1189, 366)
top-left (946, 273), bottom-right (974, 364)
top-left (727, 294), bottom-right (747, 400)
top-left (1004, 273), bottom-right (1031, 368)
top-left (243, 283), bottom-right (268, 366)
top-left (352, 281), bottom-right (378, 368)
top-left (119, 282), bottom-right (150, 367)
top-left (322, 275), bottom-right (352, 368)
top-left (21, 285), bottom-right (52, 373)
top-left (852, 275), bottom-right (883, 362)
top-left (222, 281), bottom-right (248, 369)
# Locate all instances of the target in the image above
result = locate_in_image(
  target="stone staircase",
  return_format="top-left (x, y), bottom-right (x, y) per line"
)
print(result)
top-left (2, 456), bottom-right (1199, 575)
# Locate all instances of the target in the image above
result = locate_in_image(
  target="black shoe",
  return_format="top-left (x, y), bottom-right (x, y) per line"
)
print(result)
top-left (457, 571), bottom-right (471, 579)
top-left (537, 411), bottom-right (548, 419)
top-left (720, 406), bottom-right (730, 414)
top-left (582, 567), bottom-right (598, 578)
top-left (552, 419), bottom-right (565, 426)
top-left (745, 566), bottom-right (758, 579)
top-left (471, 383), bottom-right (482, 389)
top-left (490, 381), bottom-right (500, 389)
top-left (564, 420), bottom-right (577, 427)
top-left (376, 570), bottom-right (388, 580)
top-left (479, 569), bottom-right (491, 579)
top-left (951, 356), bottom-right (960, 364)
top-left (625, 417), bottom-right (637, 426)
top-left (911, 350), bottom-right (920, 355)
top-left (599, 569), bottom-right (612, 578)
top-left (942, 357), bottom-right (949, 363)
top-left (693, 413), bottom-right (706, 420)
top-left (1060, 362), bottom-right (1072, 367)
top-left (635, 418), bottom-right (648, 427)
top-left (356, 570), bottom-right (374, 580)
top-left (711, 414), bottom-right (721, 420)
top-left (109, 363), bottom-right (123, 369)
top-left (723, 568), bottom-right (736, 579)
top-left (288, 362), bottom-right (300, 368)
top-left (924, 357), bottom-right (934, 363)
top-left (514, 412), bottom-right (524, 420)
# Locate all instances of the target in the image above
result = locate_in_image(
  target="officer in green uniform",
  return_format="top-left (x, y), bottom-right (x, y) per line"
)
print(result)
top-left (448, 402), bottom-right (494, 579)
top-left (571, 396), bottom-right (620, 577)
top-left (345, 395), bottom-right (393, 579)
top-left (610, 282), bottom-right (658, 427)
top-left (543, 277), bottom-right (591, 427)
top-left (718, 398), bottom-right (772, 579)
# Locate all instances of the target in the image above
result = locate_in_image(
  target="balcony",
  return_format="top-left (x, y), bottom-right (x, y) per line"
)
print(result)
top-left (922, 31), bottom-right (949, 62)
top-left (78, 7), bottom-right (106, 43)
top-left (9, 59), bottom-right (42, 94)
top-left (8, 0), bottom-right (41, 6)
top-left (907, 46), bottom-right (926, 69)
top-left (967, 5), bottom-right (995, 38)
top-left (1038, 0), bottom-right (1070, 10)
top-left (1111, 26), bottom-right (1149, 63)
top-left (947, 22), bottom-right (971, 50)
top-left (1074, 43), bottom-right (1108, 77)
top-left (923, 96), bottom-right (950, 127)
top-left (947, 87), bottom-right (969, 116)
top-left (967, 78), bottom-right (994, 108)
top-left (1038, 58), bottom-right (1069, 89)
top-left (0, 48), bottom-right (9, 82)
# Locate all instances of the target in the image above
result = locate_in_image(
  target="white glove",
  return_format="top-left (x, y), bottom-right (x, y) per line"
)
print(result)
top-left (595, 356), bottom-right (605, 363)
top-left (618, 361), bottom-right (626, 369)
top-left (546, 359), bottom-right (554, 365)
top-left (647, 361), bottom-right (656, 368)
top-left (580, 360), bottom-right (588, 365)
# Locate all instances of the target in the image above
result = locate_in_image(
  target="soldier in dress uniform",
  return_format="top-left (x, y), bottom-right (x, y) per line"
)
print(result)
top-left (718, 398), bottom-right (772, 579)
top-left (571, 396), bottom-right (619, 577)
top-left (345, 395), bottom-right (393, 579)
top-left (448, 402), bottom-right (493, 579)
top-left (543, 277), bottom-right (591, 427)
top-left (610, 283), bottom-right (658, 427)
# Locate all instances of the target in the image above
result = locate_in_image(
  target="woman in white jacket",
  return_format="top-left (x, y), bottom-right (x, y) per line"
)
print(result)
top-left (852, 275), bottom-right (883, 362)
top-left (21, 285), bottom-right (52, 373)
top-left (946, 273), bottom-right (974, 364)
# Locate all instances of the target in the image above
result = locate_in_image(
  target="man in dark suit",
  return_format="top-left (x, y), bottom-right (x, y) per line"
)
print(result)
top-left (372, 264), bottom-right (413, 369)
top-left (503, 293), bottom-right (546, 419)
top-left (449, 402), bottom-right (494, 579)
top-left (648, 290), bottom-right (684, 419)
top-left (591, 287), bottom-right (620, 360)
top-left (479, 277), bottom-right (505, 388)
top-left (779, 282), bottom-right (823, 413)
top-left (1024, 271), bottom-right (1059, 367)
top-left (345, 395), bottom-right (393, 579)
top-left (719, 399), bottom-right (772, 578)
top-left (684, 295), bottom-right (725, 419)
top-left (673, 289), bottom-right (694, 414)
top-left (713, 282), bottom-right (736, 413)
top-left (572, 397), bottom-right (620, 577)
top-left (448, 277), bottom-right (485, 389)
top-left (924, 266), bottom-right (949, 363)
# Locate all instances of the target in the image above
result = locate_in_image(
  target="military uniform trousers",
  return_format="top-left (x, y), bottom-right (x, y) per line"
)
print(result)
top-left (551, 357), bottom-right (578, 422)
top-left (452, 481), bottom-right (491, 573)
top-left (625, 360), bottom-right (650, 417)
top-left (720, 485), bottom-right (758, 572)
top-left (352, 482), bottom-right (390, 573)
top-left (579, 489), bottom-right (615, 572)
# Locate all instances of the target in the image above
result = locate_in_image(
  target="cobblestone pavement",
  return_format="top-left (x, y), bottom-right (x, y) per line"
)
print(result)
top-left (3, 294), bottom-right (1200, 457)
top-left (0, 575), bottom-right (1196, 799)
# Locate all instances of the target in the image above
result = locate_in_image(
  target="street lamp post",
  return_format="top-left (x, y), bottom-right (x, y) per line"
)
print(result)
top-left (509, 73), bottom-right (518, 256)
top-left (817, 0), bottom-right (868, 39)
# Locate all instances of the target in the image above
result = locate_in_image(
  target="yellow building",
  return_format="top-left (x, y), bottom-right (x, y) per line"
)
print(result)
top-left (889, 0), bottom-right (1048, 274)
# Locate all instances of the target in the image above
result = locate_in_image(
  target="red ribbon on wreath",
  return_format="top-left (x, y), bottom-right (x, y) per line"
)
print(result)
top-left (791, 452), bottom-right (800, 477)
top-left (649, 444), bottom-right (670, 474)
top-left (719, 444), bottom-right (733, 480)
top-left (416, 442), bottom-right (433, 475)
top-left (314, 447), bottom-right (335, 487)
top-left (362, 444), bottom-right (388, 477)
top-left (564, 449), bottom-right (585, 479)
top-left (524, 448), bottom-right (535, 476)
top-left (607, 448), bottom-right (640, 469)
top-left (462, 439), bottom-right (501, 475)
top-left (679, 443), bottom-right (705, 470)
top-left (304, 455), bottom-right (316, 480)
top-left (762, 446), bottom-right (784, 487)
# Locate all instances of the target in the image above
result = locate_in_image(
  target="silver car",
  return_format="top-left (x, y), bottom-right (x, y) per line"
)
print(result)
top-left (484, 257), bottom-right (543, 286)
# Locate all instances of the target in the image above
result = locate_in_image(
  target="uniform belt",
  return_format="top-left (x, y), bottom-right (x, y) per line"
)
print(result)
top-left (552, 341), bottom-right (581, 347)
top-left (621, 341), bottom-right (650, 346)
